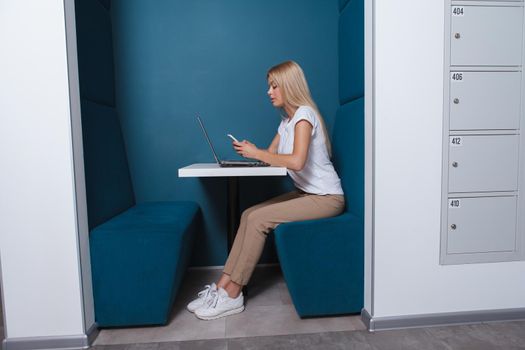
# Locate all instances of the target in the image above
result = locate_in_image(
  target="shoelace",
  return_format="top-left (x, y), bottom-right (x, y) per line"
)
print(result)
top-left (206, 289), bottom-right (219, 309)
top-left (197, 284), bottom-right (212, 299)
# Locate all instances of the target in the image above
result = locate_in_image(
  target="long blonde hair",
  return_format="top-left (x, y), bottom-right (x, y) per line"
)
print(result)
top-left (267, 60), bottom-right (332, 157)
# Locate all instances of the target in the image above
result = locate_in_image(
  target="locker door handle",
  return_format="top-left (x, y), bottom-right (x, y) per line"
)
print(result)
top-left (453, 98), bottom-right (460, 104)
top-left (454, 33), bottom-right (461, 39)
top-left (452, 161), bottom-right (458, 168)
top-left (450, 224), bottom-right (457, 230)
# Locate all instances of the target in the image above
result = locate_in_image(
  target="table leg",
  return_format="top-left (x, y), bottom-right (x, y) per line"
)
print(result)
top-left (226, 177), bottom-right (239, 252)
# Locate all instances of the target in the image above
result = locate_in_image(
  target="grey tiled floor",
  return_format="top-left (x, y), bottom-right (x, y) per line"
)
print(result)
top-left (91, 267), bottom-right (525, 349)
top-left (2, 272), bottom-right (525, 350)
top-left (91, 321), bottom-right (525, 349)
top-left (93, 266), bottom-right (365, 345)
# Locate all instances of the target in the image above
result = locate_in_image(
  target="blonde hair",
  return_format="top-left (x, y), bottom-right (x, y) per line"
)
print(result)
top-left (267, 60), bottom-right (332, 157)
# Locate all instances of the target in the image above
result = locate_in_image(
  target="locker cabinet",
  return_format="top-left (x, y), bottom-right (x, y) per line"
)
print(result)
top-left (449, 71), bottom-right (521, 130)
top-left (451, 6), bottom-right (523, 66)
top-left (442, 1), bottom-right (525, 264)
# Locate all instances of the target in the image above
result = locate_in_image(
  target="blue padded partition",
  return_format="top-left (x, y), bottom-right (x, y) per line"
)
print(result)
top-left (77, 1), bottom-right (200, 327)
top-left (82, 99), bottom-right (201, 326)
top-left (97, 0), bottom-right (111, 11)
top-left (339, 0), bottom-right (364, 104)
top-left (332, 98), bottom-right (365, 219)
top-left (75, 0), bottom-right (115, 106)
top-left (274, 98), bottom-right (364, 317)
top-left (339, 0), bottom-right (351, 12)
top-left (90, 201), bottom-right (199, 327)
top-left (81, 99), bottom-right (135, 229)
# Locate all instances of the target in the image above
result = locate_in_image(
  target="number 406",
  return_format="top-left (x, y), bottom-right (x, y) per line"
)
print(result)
top-left (451, 73), bottom-right (463, 81)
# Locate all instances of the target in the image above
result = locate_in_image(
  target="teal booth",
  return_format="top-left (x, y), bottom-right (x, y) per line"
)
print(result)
top-left (76, 0), bottom-right (364, 324)
top-left (274, 99), bottom-right (364, 317)
top-left (81, 101), bottom-right (200, 327)
top-left (76, 1), bottom-right (200, 327)
top-left (274, 0), bottom-right (364, 317)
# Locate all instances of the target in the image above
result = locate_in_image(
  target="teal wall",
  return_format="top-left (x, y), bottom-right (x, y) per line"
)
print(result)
top-left (110, 0), bottom-right (340, 266)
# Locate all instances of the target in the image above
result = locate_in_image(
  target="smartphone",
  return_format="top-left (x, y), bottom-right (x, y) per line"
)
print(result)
top-left (227, 134), bottom-right (239, 142)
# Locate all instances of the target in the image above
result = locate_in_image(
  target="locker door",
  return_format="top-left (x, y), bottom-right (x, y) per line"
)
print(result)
top-left (447, 196), bottom-right (517, 254)
top-left (450, 71), bottom-right (521, 130)
top-left (449, 135), bottom-right (519, 192)
top-left (451, 6), bottom-right (523, 66)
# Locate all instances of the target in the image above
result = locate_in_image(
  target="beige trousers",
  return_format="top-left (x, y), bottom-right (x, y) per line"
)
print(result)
top-left (223, 190), bottom-right (345, 286)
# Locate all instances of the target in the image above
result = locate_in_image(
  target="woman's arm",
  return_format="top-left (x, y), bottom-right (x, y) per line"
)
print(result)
top-left (234, 120), bottom-right (312, 171)
top-left (267, 133), bottom-right (280, 154)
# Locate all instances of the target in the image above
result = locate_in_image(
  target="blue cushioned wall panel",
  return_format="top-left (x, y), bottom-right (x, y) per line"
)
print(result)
top-left (111, 0), bottom-right (339, 266)
top-left (90, 201), bottom-right (199, 326)
top-left (332, 98), bottom-right (364, 219)
top-left (81, 100), bottom-right (135, 229)
top-left (339, 0), bottom-right (351, 12)
top-left (97, 0), bottom-right (111, 11)
top-left (339, 0), bottom-right (364, 104)
top-left (75, 0), bottom-right (115, 106)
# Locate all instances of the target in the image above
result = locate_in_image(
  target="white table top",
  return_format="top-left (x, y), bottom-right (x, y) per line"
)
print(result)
top-left (178, 163), bottom-right (287, 177)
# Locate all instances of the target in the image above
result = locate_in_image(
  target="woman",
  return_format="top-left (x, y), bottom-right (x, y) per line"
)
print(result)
top-left (187, 60), bottom-right (345, 320)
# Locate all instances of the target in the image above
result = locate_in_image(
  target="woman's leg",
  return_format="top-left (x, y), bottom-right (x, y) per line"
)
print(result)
top-left (228, 193), bottom-right (345, 293)
top-left (219, 191), bottom-right (301, 288)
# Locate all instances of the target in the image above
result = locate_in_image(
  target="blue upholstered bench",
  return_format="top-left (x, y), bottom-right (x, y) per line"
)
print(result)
top-left (81, 100), bottom-right (199, 327)
top-left (274, 98), bottom-right (364, 317)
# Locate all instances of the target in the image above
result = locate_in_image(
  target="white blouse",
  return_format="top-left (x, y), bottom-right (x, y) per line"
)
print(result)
top-left (277, 106), bottom-right (344, 195)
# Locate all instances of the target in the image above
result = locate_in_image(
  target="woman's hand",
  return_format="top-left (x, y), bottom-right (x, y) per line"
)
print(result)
top-left (246, 120), bottom-right (312, 170)
top-left (233, 140), bottom-right (260, 159)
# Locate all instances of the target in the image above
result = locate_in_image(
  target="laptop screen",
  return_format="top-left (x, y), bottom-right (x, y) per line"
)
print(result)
top-left (196, 115), bottom-right (221, 164)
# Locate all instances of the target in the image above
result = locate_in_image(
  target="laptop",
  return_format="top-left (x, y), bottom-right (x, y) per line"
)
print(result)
top-left (196, 116), bottom-right (270, 167)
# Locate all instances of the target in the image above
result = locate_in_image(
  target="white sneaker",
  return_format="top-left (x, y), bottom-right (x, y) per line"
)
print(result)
top-left (194, 287), bottom-right (244, 320)
top-left (186, 283), bottom-right (217, 313)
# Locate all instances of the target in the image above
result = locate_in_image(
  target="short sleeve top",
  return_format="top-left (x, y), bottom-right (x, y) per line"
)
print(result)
top-left (277, 106), bottom-right (344, 195)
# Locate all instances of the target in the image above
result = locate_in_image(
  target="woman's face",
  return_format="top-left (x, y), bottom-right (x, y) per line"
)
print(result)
top-left (267, 79), bottom-right (284, 108)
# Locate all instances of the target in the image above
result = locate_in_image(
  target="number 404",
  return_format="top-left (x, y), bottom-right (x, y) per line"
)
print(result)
top-left (452, 7), bottom-right (464, 16)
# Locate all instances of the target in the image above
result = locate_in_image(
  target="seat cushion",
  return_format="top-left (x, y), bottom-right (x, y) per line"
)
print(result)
top-left (93, 201), bottom-right (198, 232)
top-left (90, 201), bottom-right (199, 327)
top-left (274, 213), bottom-right (364, 317)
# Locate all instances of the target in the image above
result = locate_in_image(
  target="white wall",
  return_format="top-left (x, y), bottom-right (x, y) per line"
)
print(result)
top-left (0, 0), bottom-right (93, 339)
top-left (368, 0), bottom-right (525, 318)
